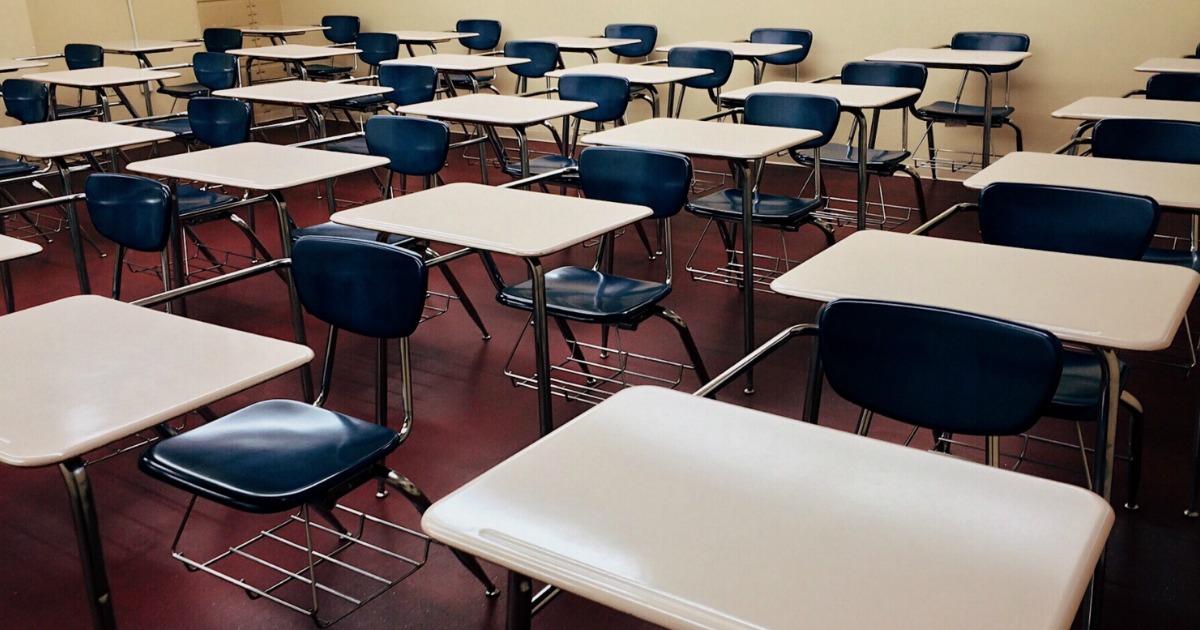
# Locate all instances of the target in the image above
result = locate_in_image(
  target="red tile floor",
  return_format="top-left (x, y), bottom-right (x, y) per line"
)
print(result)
top-left (1, 130), bottom-right (1198, 628)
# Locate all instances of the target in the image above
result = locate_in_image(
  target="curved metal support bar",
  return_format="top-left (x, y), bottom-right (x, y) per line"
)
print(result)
top-left (693, 324), bottom-right (817, 398)
top-left (131, 257), bottom-right (292, 308)
top-left (909, 202), bottom-right (977, 236)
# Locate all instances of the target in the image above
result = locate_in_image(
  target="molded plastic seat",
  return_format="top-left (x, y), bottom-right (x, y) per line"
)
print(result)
top-left (306, 15), bottom-right (360, 79)
top-left (687, 189), bottom-right (824, 228)
top-left (202, 28), bottom-right (242, 53)
top-left (498, 267), bottom-right (672, 323)
top-left (605, 24), bottom-right (657, 60)
top-left (157, 52), bottom-right (239, 101)
top-left (334, 64), bottom-right (438, 112)
top-left (174, 184), bottom-right (239, 218)
top-left (290, 221), bottom-right (413, 246)
top-left (504, 41), bottom-right (559, 93)
top-left (915, 101), bottom-right (1016, 123)
top-left (0, 158), bottom-right (36, 177)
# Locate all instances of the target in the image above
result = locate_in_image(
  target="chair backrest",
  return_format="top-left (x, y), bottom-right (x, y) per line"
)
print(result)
top-left (668, 47), bottom-right (735, 90)
top-left (292, 235), bottom-right (428, 339)
top-left (604, 24), bottom-right (657, 59)
top-left (579, 147), bottom-right (692, 219)
top-left (2, 79), bottom-right (49, 124)
top-left (840, 61), bottom-right (927, 109)
top-left (503, 41), bottom-right (559, 79)
top-left (1091, 118), bottom-right (1200, 165)
top-left (64, 43), bottom-right (104, 70)
top-left (978, 182), bottom-right (1159, 260)
top-left (749, 28), bottom-right (812, 65)
top-left (1145, 73), bottom-right (1200, 102)
top-left (378, 64), bottom-right (438, 106)
top-left (85, 174), bottom-right (173, 253)
top-left (187, 97), bottom-right (251, 148)
top-left (203, 28), bottom-right (243, 53)
top-left (365, 115), bottom-right (450, 176)
top-left (321, 15), bottom-right (360, 45)
top-left (356, 32), bottom-right (400, 67)
top-left (559, 74), bottom-right (630, 123)
top-left (951, 31), bottom-right (1030, 52)
top-left (192, 52), bottom-right (239, 91)
top-left (744, 93), bottom-right (840, 149)
top-left (817, 299), bottom-right (1063, 436)
top-left (456, 19), bottom-right (502, 52)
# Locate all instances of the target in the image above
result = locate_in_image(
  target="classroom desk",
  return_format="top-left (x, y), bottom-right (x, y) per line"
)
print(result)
top-left (1135, 57), bottom-right (1200, 75)
top-left (383, 54), bottom-right (530, 94)
top-left (22, 67), bottom-right (181, 121)
top-left (865, 48), bottom-right (1032, 169)
top-left (226, 44), bottom-right (362, 81)
top-left (1052, 96), bottom-right (1200, 150)
top-left (545, 63), bottom-right (711, 117)
top-left (655, 40), bottom-right (806, 84)
top-left (98, 40), bottom-right (203, 115)
top-left (389, 30), bottom-right (477, 56)
top-left (529, 36), bottom-right (640, 64)
top-left (394, 93), bottom-right (595, 180)
top-left (213, 79), bottom-right (391, 137)
top-left (0, 119), bottom-right (174, 294)
top-left (238, 24), bottom-right (330, 45)
top-left (0, 294), bottom-right (313, 629)
top-left (721, 81), bottom-right (921, 230)
top-left (0, 233), bottom-right (41, 311)
top-left (583, 117), bottom-right (820, 393)
top-left (424, 386), bottom-right (1115, 630)
top-left (0, 57), bottom-right (47, 73)
top-left (330, 182), bottom-right (651, 437)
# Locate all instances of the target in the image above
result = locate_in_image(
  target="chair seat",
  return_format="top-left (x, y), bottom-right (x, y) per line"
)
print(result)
top-left (157, 82), bottom-right (210, 100)
top-left (292, 221), bottom-right (415, 247)
top-left (447, 72), bottom-right (495, 90)
top-left (1142, 247), bottom-right (1200, 273)
top-left (143, 117), bottom-right (195, 137)
top-left (916, 100), bottom-right (1016, 123)
top-left (138, 399), bottom-right (401, 514)
top-left (54, 104), bottom-right (103, 120)
top-left (176, 184), bottom-right (240, 220)
top-left (0, 157), bottom-right (37, 177)
top-left (327, 136), bottom-right (368, 155)
top-left (306, 64), bottom-right (354, 78)
top-left (1047, 351), bottom-right (1131, 420)
top-left (796, 143), bottom-right (912, 171)
top-left (334, 94), bottom-right (388, 110)
top-left (687, 189), bottom-right (824, 229)
top-left (501, 154), bottom-right (578, 180)
top-left (497, 266), bottom-right (671, 324)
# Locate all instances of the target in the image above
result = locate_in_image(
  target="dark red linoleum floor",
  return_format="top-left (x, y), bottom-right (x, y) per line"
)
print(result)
top-left (1, 130), bottom-right (1198, 629)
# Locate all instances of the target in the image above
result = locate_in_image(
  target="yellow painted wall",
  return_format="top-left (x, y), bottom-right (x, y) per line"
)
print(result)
top-left (278, 0), bottom-right (1200, 153)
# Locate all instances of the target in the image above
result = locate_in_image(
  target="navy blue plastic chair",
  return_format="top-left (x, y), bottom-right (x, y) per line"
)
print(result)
top-left (450, 19), bottom-right (502, 93)
top-left (977, 181), bottom-right (1153, 507)
top-left (138, 236), bottom-right (497, 626)
top-left (356, 32), bottom-right (401, 72)
top-left (2, 78), bottom-right (53, 124)
top-left (504, 40), bottom-right (560, 94)
top-left (913, 31), bottom-right (1030, 164)
top-left (85, 174), bottom-right (173, 299)
top-left (667, 47), bottom-right (735, 116)
top-left (306, 15), bottom-right (361, 79)
top-left (157, 52), bottom-right (240, 106)
top-left (333, 63), bottom-right (438, 118)
top-left (749, 28), bottom-right (812, 80)
top-left (202, 28), bottom-right (242, 53)
top-left (64, 43), bottom-right (104, 69)
top-left (687, 93), bottom-right (840, 275)
top-left (1145, 73), bottom-right (1200, 101)
top-left (605, 24), bottom-right (657, 61)
top-left (494, 147), bottom-right (710, 396)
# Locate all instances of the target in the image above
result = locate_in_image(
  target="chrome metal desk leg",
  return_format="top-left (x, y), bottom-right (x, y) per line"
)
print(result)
top-left (270, 190), bottom-right (315, 402)
top-left (60, 457), bottom-right (118, 630)
top-left (740, 160), bottom-right (756, 394)
top-left (527, 257), bottom-right (553, 436)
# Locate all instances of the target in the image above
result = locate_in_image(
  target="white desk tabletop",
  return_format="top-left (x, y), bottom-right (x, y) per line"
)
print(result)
top-left (128, 142), bottom-right (388, 190)
top-left (226, 44), bottom-right (361, 60)
top-left (238, 24), bottom-right (330, 36)
top-left (330, 182), bottom-right (651, 257)
top-left (384, 53), bottom-right (530, 72)
top-left (425, 386), bottom-right (1113, 630)
top-left (583, 117), bottom-right (820, 160)
top-left (395, 93), bottom-right (595, 126)
top-left (545, 62), bottom-right (711, 85)
top-left (99, 40), bottom-right (202, 54)
top-left (0, 119), bottom-right (174, 159)
top-left (0, 234), bottom-right (41, 262)
top-left (23, 67), bottom-right (180, 88)
top-left (772, 230), bottom-right (1198, 351)
top-left (722, 80), bottom-right (920, 108)
top-left (1052, 96), bottom-right (1200, 123)
top-left (655, 40), bottom-right (804, 58)
top-left (214, 79), bottom-right (390, 105)
top-left (530, 36), bottom-right (640, 51)
top-left (389, 30), bottom-right (477, 43)
top-left (0, 295), bottom-right (313, 467)
top-left (1135, 57), bottom-right (1200, 74)
top-left (866, 48), bottom-right (1031, 68)
top-left (0, 58), bottom-right (47, 73)
top-left (963, 151), bottom-right (1200, 210)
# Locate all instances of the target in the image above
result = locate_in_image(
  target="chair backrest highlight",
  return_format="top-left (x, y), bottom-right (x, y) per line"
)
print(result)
top-left (365, 115), bottom-right (450, 176)
top-left (1091, 118), bottom-right (1200, 165)
top-left (378, 64), bottom-right (438, 107)
top-left (1145, 73), bottom-right (1200, 102)
top-left (85, 174), bottom-right (173, 252)
top-left (744, 93), bottom-right (840, 149)
top-left (669, 47), bottom-right (735, 90)
top-left (559, 74), bottom-right (630, 123)
top-left (456, 19), bottom-right (502, 52)
top-left (291, 236), bottom-right (429, 339)
top-left (749, 28), bottom-right (812, 65)
top-left (503, 41), bottom-right (559, 79)
top-left (2, 79), bottom-right (49, 124)
top-left (321, 15), bottom-right (360, 45)
top-left (192, 52), bottom-right (239, 91)
top-left (187, 97), bottom-right (251, 148)
top-left (64, 43), bottom-right (104, 69)
top-left (978, 182), bottom-right (1159, 260)
top-left (579, 147), bottom-right (692, 219)
top-left (841, 61), bottom-right (927, 109)
top-left (605, 24), bottom-right (657, 59)
top-left (203, 28), bottom-right (242, 53)
top-left (356, 32), bottom-right (401, 67)
top-left (817, 299), bottom-right (1063, 436)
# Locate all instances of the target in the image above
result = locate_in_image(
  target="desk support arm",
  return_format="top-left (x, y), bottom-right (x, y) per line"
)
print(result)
top-left (694, 324), bottom-right (817, 399)
top-left (910, 202), bottom-right (977, 236)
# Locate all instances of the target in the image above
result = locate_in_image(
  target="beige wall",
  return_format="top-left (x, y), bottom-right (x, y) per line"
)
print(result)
top-left (279, 0), bottom-right (1200, 153)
